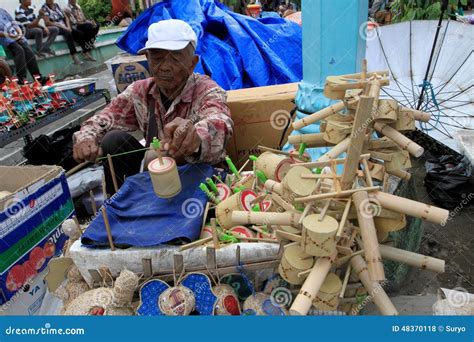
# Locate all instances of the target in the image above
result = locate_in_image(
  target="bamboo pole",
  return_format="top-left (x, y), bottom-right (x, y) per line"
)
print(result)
top-left (399, 107), bottom-right (431, 122)
top-left (336, 198), bottom-right (352, 238)
top-left (316, 137), bottom-right (351, 163)
top-left (295, 186), bottom-right (380, 203)
top-left (211, 218), bottom-right (221, 249)
top-left (292, 101), bottom-right (346, 130)
top-left (339, 264), bottom-right (352, 299)
top-left (370, 191), bottom-right (449, 225)
top-left (287, 133), bottom-right (333, 147)
top-left (352, 191), bottom-right (385, 281)
top-left (373, 122), bottom-right (424, 157)
top-left (386, 168), bottom-right (412, 181)
top-left (89, 190), bottom-right (97, 216)
top-left (379, 244), bottom-right (445, 273)
top-left (341, 96), bottom-right (375, 190)
top-left (361, 158), bottom-right (374, 187)
top-left (350, 255), bottom-right (398, 315)
top-left (264, 180), bottom-right (284, 195)
top-left (179, 237), bottom-right (213, 251)
top-left (289, 253), bottom-right (337, 315)
top-left (291, 154), bottom-right (370, 169)
top-left (232, 211), bottom-right (301, 226)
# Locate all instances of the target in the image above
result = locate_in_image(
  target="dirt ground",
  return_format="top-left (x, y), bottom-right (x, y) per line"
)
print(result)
top-left (397, 157), bottom-right (474, 297)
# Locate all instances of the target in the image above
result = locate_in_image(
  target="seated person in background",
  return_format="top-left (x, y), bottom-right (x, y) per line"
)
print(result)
top-left (73, 20), bottom-right (234, 195)
top-left (0, 8), bottom-right (45, 84)
top-left (64, 0), bottom-right (99, 62)
top-left (107, 0), bottom-right (134, 25)
top-left (0, 57), bottom-right (12, 84)
top-left (41, 0), bottom-right (82, 64)
top-left (15, 0), bottom-right (59, 57)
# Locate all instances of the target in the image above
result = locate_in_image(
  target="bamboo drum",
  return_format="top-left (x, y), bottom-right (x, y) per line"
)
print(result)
top-left (282, 166), bottom-right (317, 197)
top-left (278, 244), bottom-right (315, 285)
top-left (302, 214), bottom-right (338, 257)
top-left (374, 99), bottom-right (398, 123)
top-left (312, 273), bottom-right (343, 311)
top-left (216, 190), bottom-right (258, 229)
top-left (255, 152), bottom-right (293, 182)
top-left (148, 157), bottom-right (181, 198)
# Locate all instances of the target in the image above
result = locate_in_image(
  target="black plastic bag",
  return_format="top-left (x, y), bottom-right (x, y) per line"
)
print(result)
top-left (22, 126), bottom-right (80, 171)
top-left (424, 155), bottom-right (474, 209)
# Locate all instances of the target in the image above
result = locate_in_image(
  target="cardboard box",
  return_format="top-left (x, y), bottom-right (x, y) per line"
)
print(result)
top-left (0, 166), bottom-right (74, 313)
top-left (109, 54), bottom-right (150, 93)
top-left (225, 83), bottom-right (298, 168)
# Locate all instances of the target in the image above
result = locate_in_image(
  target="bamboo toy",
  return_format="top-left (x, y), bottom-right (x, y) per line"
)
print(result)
top-left (289, 252), bottom-right (337, 315)
top-left (316, 137), bottom-right (351, 163)
top-left (323, 115), bottom-right (354, 144)
top-left (292, 101), bottom-right (347, 130)
top-left (288, 133), bottom-right (333, 147)
top-left (386, 168), bottom-right (412, 181)
top-left (350, 255), bottom-right (398, 315)
top-left (352, 191), bottom-right (385, 281)
top-left (340, 96), bottom-right (375, 190)
top-left (301, 214), bottom-right (339, 257)
top-left (295, 186), bottom-right (381, 203)
top-left (264, 179), bottom-right (284, 195)
top-left (375, 99), bottom-right (398, 123)
top-left (282, 166), bottom-right (317, 197)
top-left (148, 138), bottom-right (182, 198)
top-left (369, 191), bottom-right (449, 225)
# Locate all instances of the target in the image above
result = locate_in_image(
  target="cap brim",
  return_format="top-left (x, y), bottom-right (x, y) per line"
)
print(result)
top-left (137, 40), bottom-right (192, 55)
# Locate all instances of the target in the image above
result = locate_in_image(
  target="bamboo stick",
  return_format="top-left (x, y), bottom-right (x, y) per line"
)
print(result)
top-left (370, 191), bottom-right (449, 225)
top-left (292, 101), bottom-right (346, 130)
top-left (386, 168), bottom-right (412, 181)
top-left (107, 154), bottom-right (119, 193)
top-left (295, 186), bottom-right (381, 203)
top-left (264, 179), bottom-right (284, 195)
top-left (350, 255), bottom-right (398, 315)
top-left (339, 264), bottom-right (352, 299)
top-left (179, 237), bottom-right (213, 251)
top-left (352, 191), bottom-right (385, 281)
top-left (258, 145), bottom-right (295, 157)
top-left (334, 250), bottom-right (365, 267)
top-left (361, 158), bottom-right (374, 187)
top-left (276, 230), bottom-right (302, 243)
top-left (89, 190), bottom-right (97, 216)
top-left (287, 133), bottom-right (333, 147)
top-left (336, 198), bottom-right (352, 238)
top-left (66, 161), bottom-right (90, 177)
top-left (399, 107), bottom-right (431, 122)
top-left (292, 154), bottom-right (370, 169)
top-left (341, 96), bottom-right (375, 190)
top-left (211, 218), bottom-right (221, 249)
top-left (101, 207), bottom-right (115, 251)
top-left (373, 122), bottom-right (424, 157)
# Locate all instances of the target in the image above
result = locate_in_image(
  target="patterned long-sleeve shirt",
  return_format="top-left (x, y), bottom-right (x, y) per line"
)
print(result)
top-left (0, 9), bottom-right (26, 47)
top-left (74, 74), bottom-right (234, 165)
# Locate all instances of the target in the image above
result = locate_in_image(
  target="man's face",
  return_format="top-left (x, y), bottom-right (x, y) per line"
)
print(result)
top-left (22, 0), bottom-right (32, 7)
top-left (70, 0), bottom-right (77, 5)
top-left (147, 45), bottom-right (198, 99)
top-left (46, 0), bottom-right (54, 6)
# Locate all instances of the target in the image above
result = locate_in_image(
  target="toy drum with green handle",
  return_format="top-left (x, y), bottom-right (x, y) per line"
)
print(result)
top-left (148, 157), bottom-right (181, 198)
top-left (312, 273), bottom-right (342, 311)
top-left (255, 152), bottom-right (293, 182)
top-left (216, 190), bottom-right (259, 229)
top-left (279, 244), bottom-right (314, 285)
top-left (301, 214), bottom-right (339, 257)
top-left (232, 174), bottom-right (255, 190)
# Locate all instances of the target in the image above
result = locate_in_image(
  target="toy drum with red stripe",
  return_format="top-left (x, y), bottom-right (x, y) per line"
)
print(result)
top-left (200, 225), bottom-right (213, 239)
top-left (255, 152), bottom-right (293, 182)
top-left (216, 190), bottom-right (259, 229)
top-left (229, 226), bottom-right (255, 239)
top-left (216, 183), bottom-right (231, 202)
top-left (148, 157), bottom-right (181, 198)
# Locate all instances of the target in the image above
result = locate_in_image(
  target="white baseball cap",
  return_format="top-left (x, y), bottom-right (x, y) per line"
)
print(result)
top-left (138, 19), bottom-right (198, 54)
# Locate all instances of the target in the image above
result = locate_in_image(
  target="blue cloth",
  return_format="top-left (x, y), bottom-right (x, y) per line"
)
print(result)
top-left (116, 0), bottom-right (302, 90)
top-left (0, 9), bottom-right (26, 47)
top-left (81, 163), bottom-right (217, 248)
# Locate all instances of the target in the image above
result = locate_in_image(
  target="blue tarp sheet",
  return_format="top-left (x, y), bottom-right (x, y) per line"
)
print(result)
top-left (116, 0), bottom-right (302, 90)
top-left (81, 164), bottom-right (217, 248)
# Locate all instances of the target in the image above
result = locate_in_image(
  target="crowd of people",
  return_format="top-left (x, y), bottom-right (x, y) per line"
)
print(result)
top-left (0, 0), bottom-right (100, 84)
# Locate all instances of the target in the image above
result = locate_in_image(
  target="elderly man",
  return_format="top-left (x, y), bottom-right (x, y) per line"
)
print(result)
top-left (73, 20), bottom-right (234, 195)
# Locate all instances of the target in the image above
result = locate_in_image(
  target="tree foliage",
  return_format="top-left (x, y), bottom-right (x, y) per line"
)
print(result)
top-left (391, 0), bottom-right (468, 22)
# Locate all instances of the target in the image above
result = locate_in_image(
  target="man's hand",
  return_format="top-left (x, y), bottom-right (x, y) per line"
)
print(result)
top-left (43, 27), bottom-right (49, 36)
top-left (73, 139), bottom-right (101, 162)
top-left (163, 117), bottom-right (201, 159)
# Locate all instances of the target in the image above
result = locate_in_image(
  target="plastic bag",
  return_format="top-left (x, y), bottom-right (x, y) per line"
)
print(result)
top-left (424, 155), bottom-right (474, 209)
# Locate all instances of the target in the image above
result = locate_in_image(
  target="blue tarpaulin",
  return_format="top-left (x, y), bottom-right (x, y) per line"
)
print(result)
top-left (116, 0), bottom-right (302, 90)
top-left (81, 164), bottom-right (217, 248)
